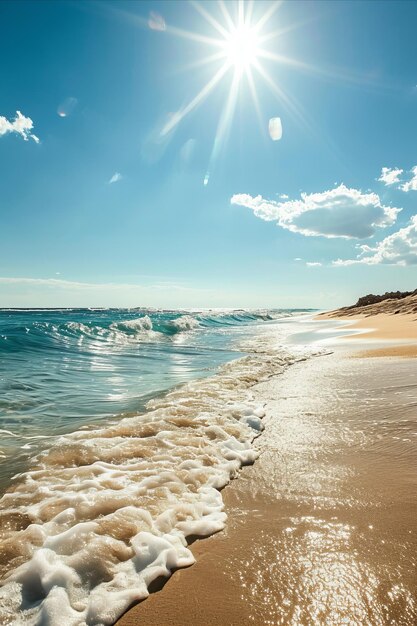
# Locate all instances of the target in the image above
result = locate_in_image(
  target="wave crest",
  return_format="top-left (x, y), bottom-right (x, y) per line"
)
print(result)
top-left (167, 315), bottom-right (200, 332)
top-left (109, 315), bottom-right (154, 333)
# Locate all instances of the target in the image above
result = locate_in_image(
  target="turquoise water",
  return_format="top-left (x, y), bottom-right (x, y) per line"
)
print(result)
top-left (0, 307), bottom-right (312, 487)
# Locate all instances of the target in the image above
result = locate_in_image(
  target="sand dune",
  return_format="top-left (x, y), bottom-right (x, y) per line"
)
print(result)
top-left (318, 292), bottom-right (417, 357)
top-left (320, 291), bottom-right (417, 318)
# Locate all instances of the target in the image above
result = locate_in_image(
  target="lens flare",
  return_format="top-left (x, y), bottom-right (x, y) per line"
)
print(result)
top-left (269, 117), bottom-right (283, 141)
top-left (57, 97), bottom-right (78, 118)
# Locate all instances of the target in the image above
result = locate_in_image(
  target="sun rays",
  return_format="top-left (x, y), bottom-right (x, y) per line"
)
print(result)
top-left (114, 0), bottom-right (320, 181)
top-left (104, 0), bottom-right (388, 184)
top-left (162, 0), bottom-right (293, 184)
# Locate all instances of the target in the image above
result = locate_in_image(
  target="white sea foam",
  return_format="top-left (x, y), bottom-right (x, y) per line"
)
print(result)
top-left (66, 321), bottom-right (92, 334)
top-left (168, 315), bottom-right (200, 332)
top-left (109, 316), bottom-right (154, 333)
top-left (0, 338), bottom-right (316, 626)
top-left (105, 316), bottom-right (160, 345)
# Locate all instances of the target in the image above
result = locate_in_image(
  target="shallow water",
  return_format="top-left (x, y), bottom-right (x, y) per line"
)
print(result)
top-left (0, 307), bottom-right (312, 488)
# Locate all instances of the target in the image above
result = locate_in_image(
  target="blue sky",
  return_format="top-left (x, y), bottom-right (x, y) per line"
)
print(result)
top-left (1, 0), bottom-right (416, 308)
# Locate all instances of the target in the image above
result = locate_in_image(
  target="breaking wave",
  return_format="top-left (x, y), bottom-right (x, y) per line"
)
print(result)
top-left (0, 309), bottom-right (309, 352)
top-left (110, 316), bottom-right (154, 333)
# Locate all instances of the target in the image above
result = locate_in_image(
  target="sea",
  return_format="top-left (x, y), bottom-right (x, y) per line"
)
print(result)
top-left (0, 307), bottom-right (316, 625)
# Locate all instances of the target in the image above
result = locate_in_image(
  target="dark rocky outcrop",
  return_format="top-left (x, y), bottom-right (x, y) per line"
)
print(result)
top-left (321, 290), bottom-right (417, 318)
top-left (351, 290), bottom-right (417, 309)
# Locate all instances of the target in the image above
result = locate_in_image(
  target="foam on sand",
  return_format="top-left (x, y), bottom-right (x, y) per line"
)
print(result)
top-left (0, 338), bottom-right (317, 626)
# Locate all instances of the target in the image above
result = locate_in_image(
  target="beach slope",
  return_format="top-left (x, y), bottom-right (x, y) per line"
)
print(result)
top-left (317, 291), bottom-right (417, 357)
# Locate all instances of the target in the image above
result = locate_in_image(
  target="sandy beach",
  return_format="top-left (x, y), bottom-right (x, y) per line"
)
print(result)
top-left (116, 309), bottom-right (417, 626)
top-left (317, 293), bottom-right (417, 357)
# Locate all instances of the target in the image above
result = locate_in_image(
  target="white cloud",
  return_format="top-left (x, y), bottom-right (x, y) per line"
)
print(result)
top-left (0, 276), bottom-right (239, 309)
top-left (306, 262), bottom-right (322, 267)
top-left (377, 164), bottom-right (417, 192)
top-left (109, 172), bottom-right (122, 184)
top-left (0, 110), bottom-right (39, 143)
top-left (294, 257), bottom-right (302, 261)
top-left (0, 276), bottom-right (213, 298)
top-left (378, 166), bottom-right (403, 186)
top-left (0, 277), bottom-right (115, 290)
top-left (279, 194), bottom-right (289, 199)
top-left (401, 166), bottom-right (417, 192)
top-left (231, 184), bottom-right (400, 239)
top-left (0, 276), bottom-right (225, 298)
top-left (333, 216), bottom-right (417, 266)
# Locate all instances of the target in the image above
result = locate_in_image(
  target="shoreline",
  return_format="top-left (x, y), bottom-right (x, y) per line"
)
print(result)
top-left (116, 345), bottom-right (417, 625)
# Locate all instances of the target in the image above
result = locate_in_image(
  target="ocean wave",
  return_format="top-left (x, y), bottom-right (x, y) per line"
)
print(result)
top-left (107, 315), bottom-right (201, 342)
top-left (166, 314), bottom-right (200, 332)
top-left (109, 315), bottom-right (154, 334)
top-left (0, 343), bottom-right (311, 626)
top-left (3, 315), bottom-right (202, 349)
top-left (0, 309), bottom-right (315, 355)
top-left (195, 309), bottom-right (297, 326)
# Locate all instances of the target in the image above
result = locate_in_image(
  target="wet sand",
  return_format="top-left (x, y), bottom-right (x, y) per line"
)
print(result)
top-left (116, 351), bottom-right (417, 625)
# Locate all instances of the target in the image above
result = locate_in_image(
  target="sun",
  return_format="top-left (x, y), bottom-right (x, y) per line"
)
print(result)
top-left (222, 23), bottom-right (260, 74)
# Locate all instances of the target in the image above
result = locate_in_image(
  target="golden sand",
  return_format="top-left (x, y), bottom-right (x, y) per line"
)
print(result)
top-left (352, 344), bottom-right (417, 358)
top-left (317, 296), bottom-right (417, 357)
